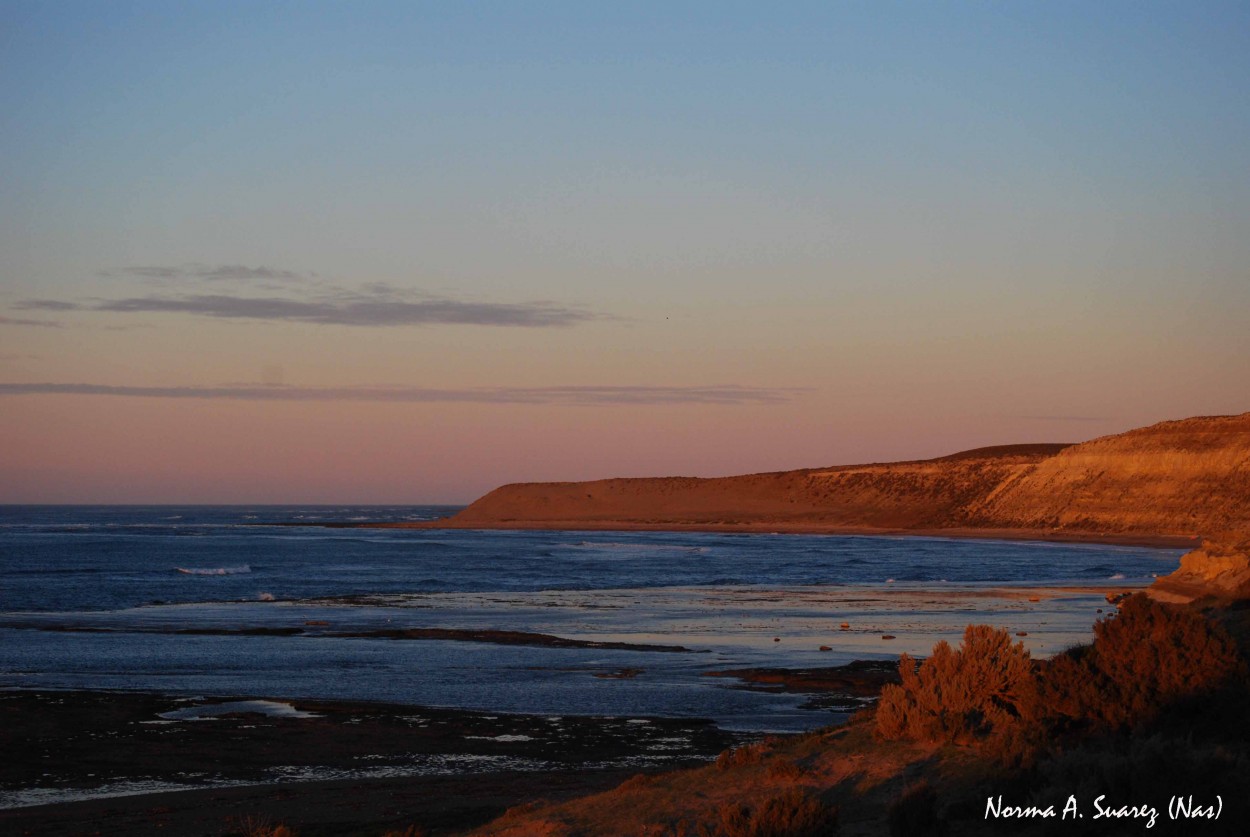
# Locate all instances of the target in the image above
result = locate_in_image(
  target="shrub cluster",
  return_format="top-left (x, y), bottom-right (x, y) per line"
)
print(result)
top-left (1042, 594), bottom-right (1243, 729)
top-left (696, 788), bottom-right (838, 837)
top-left (875, 624), bottom-right (1038, 745)
top-left (715, 740), bottom-right (774, 770)
top-left (876, 596), bottom-right (1243, 749)
top-left (226, 817), bottom-right (298, 837)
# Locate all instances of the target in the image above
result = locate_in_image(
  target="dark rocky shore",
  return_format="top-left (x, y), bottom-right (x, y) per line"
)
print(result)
top-left (0, 656), bottom-right (909, 834)
top-left (1, 689), bottom-right (738, 836)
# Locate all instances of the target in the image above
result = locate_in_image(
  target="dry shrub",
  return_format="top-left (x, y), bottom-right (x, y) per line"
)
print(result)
top-left (615, 772), bottom-right (657, 792)
top-left (716, 741), bottom-right (769, 770)
top-left (875, 599), bottom-right (1243, 752)
top-left (887, 782), bottom-right (943, 837)
top-left (1041, 594), bottom-right (1244, 729)
top-left (699, 788), bottom-right (838, 837)
top-left (494, 801), bottom-right (540, 822)
top-left (876, 625), bottom-right (1038, 744)
top-left (765, 759), bottom-right (805, 781)
top-left (228, 816), bottom-right (298, 837)
top-left (382, 827), bottom-right (427, 837)
top-left (496, 822), bottom-right (571, 837)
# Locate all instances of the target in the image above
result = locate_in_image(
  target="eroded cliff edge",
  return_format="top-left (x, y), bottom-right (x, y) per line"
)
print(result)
top-left (442, 412), bottom-right (1250, 598)
top-left (450, 413), bottom-right (1247, 536)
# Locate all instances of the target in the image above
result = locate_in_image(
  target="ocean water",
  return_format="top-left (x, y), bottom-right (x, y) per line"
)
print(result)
top-left (0, 505), bottom-right (1185, 732)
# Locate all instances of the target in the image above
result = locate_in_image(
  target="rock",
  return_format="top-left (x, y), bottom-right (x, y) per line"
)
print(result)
top-left (1149, 535), bottom-right (1250, 603)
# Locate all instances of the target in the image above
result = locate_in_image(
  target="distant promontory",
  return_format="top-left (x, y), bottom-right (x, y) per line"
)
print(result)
top-left (438, 413), bottom-right (1249, 545)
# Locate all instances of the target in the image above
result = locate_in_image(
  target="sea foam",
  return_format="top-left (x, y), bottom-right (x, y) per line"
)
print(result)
top-left (175, 565), bottom-right (251, 576)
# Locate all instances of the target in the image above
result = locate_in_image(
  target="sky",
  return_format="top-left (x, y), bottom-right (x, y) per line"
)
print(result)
top-left (2, 1), bottom-right (1248, 503)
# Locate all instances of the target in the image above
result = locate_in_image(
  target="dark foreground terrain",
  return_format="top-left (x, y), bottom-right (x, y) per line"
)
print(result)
top-left (1, 690), bottom-right (737, 836)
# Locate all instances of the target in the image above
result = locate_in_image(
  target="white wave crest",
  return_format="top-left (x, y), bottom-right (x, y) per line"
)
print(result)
top-left (175, 565), bottom-right (251, 576)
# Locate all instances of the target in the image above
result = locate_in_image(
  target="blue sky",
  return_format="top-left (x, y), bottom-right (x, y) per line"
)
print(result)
top-left (2, 1), bottom-right (1248, 501)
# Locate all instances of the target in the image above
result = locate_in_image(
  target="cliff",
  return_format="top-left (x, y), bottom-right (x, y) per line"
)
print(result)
top-left (449, 413), bottom-right (1250, 545)
top-left (450, 444), bottom-right (1072, 531)
top-left (1149, 536), bottom-right (1250, 603)
top-left (961, 413), bottom-right (1250, 538)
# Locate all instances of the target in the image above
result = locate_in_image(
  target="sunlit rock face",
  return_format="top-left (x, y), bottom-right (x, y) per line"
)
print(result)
top-left (453, 413), bottom-right (1250, 543)
top-left (1150, 536), bottom-right (1250, 603)
top-left (966, 413), bottom-right (1250, 539)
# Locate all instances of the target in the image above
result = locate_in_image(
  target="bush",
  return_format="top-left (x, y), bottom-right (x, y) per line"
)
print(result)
top-left (716, 741), bottom-right (770, 770)
top-left (1041, 595), bottom-right (1244, 729)
top-left (876, 625), bottom-right (1038, 744)
top-left (615, 772), bottom-right (657, 792)
top-left (227, 817), bottom-right (298, 837)
top-left (765, 758), bottom-right (805, 781)
top-left (700, 789), bottom-right (838, 837)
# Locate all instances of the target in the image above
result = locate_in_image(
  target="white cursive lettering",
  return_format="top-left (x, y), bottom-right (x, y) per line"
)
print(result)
top-left (985, 796), bottom-right (1056, 819)
top-left (1093, 795), bottom-right (1158, 829)
top-left (1062, 795), bottom-right (1079, 819)
top-left (1170, 795), bottom-right (1221, 821)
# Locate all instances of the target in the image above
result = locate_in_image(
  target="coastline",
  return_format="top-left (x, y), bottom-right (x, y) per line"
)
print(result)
top-left (0, 655), bottom-right (928, 832)
top-left (3, 506), bottom-right (1215, 834)
top-left (307, 519), bottom-right (1198, 551)
top-left (1, 770), bottom-right (640, 837)
top-left (1, 688), bottom-right (740, 835)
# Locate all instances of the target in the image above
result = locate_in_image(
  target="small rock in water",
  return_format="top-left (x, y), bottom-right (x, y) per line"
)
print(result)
top-left (1016, 631), bottom-right (1028, 636)
top-left (773, 637), bottom-right (781, 642)
top-left (881, 635), bottom-right (896, 640)
top-left (818, 645), bottom-right (832, 652)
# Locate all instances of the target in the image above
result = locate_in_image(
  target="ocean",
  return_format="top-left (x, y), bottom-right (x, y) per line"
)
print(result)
top-left (0, 505), bottom-right (1184, 733)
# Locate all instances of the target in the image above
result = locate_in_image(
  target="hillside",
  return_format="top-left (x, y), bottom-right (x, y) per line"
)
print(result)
top-left (962, 413), bottom-right (1250, 539)
top-left (444, 413), bottom-right (1250, 543)
top-left (449, 445), bottom-right (1070, 532)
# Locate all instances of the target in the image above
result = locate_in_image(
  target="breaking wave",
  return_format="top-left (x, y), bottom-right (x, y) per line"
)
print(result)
top-left (175, 565), bottom-right (251, 576)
